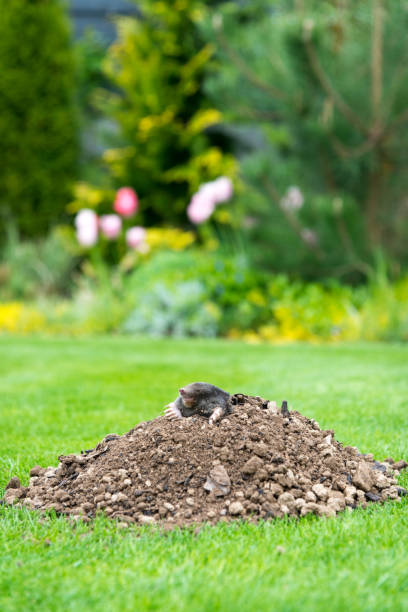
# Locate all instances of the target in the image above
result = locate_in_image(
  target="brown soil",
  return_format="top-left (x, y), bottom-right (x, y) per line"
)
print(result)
top-left (3, 394), bottom-right (407, 527)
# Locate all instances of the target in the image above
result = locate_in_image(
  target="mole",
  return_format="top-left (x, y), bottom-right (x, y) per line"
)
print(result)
top-left (164, 382), bottom-right (231, 425)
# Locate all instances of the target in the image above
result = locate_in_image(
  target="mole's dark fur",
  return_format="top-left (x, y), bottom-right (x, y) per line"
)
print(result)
top-left (177, 382), bottom-right (231, 419)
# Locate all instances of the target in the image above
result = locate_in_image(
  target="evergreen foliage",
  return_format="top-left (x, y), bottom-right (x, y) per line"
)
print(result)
top-left (203, 0), bottom-right (408, 280)
top-left (95, 0), bottom-right (236, 226)
top-left (0, 0), bottom-right (78, 237)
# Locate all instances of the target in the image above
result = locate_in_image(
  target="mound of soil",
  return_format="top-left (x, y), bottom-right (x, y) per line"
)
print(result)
top-left (3, 394), bottom-right (407, 527)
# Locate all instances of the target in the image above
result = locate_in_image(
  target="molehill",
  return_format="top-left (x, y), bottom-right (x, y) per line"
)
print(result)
top-left (3, 394), bottom-right (407, 527)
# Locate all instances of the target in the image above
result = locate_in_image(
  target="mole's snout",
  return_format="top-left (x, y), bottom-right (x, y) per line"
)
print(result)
top-left (179, 388), bottom-right (185, 395)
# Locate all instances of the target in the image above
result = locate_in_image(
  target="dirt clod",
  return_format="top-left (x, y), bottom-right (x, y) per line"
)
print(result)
top-left (203, 464), bottom-right (231, 496)
top-left (229, 501), bottom-right (244, 515)
top-left (5, 477), bottom-right (21, 490)
top-left (391, 460), bottom-right (408, 471)
top-left (352, 462), bottom-right (375, 492)
top-left (3, 394), bottom-right (407, 527)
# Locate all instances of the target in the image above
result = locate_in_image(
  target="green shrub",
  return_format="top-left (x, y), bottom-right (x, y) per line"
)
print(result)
top-left (85, 0), bottom-right (235, 226)
top-left (0, 225), bottom-right (77, 300)
top-left (1, 247), bottom-right (407, 341)
top-left (123, 250), bottom-right (272, 337)
top-left (202, 1), bottom-right (408, 281)
top-left (121, 249), bottom-right (408, 341)
top-left (123, 280), bottom-right (220, 338)
top-left (0, 0), bottom-right (78, 238)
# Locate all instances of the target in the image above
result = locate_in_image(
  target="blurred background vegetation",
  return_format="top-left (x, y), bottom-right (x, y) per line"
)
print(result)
top-left (0, 0), bottom-right (407, 342)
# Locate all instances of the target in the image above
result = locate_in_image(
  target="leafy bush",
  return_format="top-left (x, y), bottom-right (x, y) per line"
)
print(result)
top-left (121, 250), bottom-right (408, 341)
top-left (123, 250), bottom-right (270, 337)
top-left (1, 243), bottom-right (407, 342)
top-left (1, 254), bottom-right (407, 341)
top-left (0, 225), bottom-right (77, 300)
top-left (0, 0), bottom-right (78, 237)
top-left (83, 0), bottom-right (236, 226)
top-left (123, 280), bottom-right (220, 337)
top-left (202, 1), bottom-right (408, 280)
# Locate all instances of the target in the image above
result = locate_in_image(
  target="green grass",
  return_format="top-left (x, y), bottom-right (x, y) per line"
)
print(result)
top-left (1, 336), bottom-right (408, 612)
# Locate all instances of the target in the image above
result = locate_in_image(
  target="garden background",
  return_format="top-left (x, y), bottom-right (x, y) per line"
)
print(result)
top-left (1, 0), bottom-right (407, 341)
top-left (1, 2), bottom-right (408, 611)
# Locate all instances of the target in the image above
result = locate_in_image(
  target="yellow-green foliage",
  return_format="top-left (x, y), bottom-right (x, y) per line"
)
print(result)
top-left (145, 227), bottom-right (195, 252)
top-left (235, 278), bottom-right (408, 344)
top-left (93, 0), bottom-right (236, 224)
top-left (0, 302), bottom-right (45, 334)
top-left (68, 183), bottom-right (114, 214)
top-left (2, 276), bottom-right (407, 342)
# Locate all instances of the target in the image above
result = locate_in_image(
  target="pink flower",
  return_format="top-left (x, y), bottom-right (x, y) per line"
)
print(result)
top-left (301, 227), bottom-right (318, 246)
top-left (197, 182), bottom-right (218, 202)
top-left (75, 209), bottom-right (98, 247)
top-left (187, 193), bottom-right (215, 224)
top-left (281, 186), bottom-right (304, 212)
top-left (77, 227), bottom-right (98, 247)
top-left (211, 176), bottom-right (233, 203)
top-left (99, 214), bottom-right (122, 240)
top-left (126, 226), bottom-right (147, 250)
top-left (197, 177), bottom-right (233, 205)
top-left (75, 208), bottom-right (98, 230)
top-left (186, 176), bottom-right (233, 224)
top-left (114, 187), bottom-right (138, 217)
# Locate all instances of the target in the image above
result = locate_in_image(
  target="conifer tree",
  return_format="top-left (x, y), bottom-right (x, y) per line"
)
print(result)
top-left (0, 0), bottom-right (78, 237)
top-left (204, 0), bottom-right (408, 279)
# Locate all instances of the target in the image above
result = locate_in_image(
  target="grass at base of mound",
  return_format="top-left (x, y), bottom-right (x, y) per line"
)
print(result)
top-left (1, 336), bottom-right (407, 612)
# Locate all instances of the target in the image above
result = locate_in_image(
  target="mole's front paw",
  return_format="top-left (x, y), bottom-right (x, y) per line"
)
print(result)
top-left (209, 406), bottom-right (223, 426)
top-left (164, 402), bottom-right (182, 420)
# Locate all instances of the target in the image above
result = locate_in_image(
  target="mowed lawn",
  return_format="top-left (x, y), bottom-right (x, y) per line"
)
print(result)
top-left (1, 336), bottom-right (407, 612)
